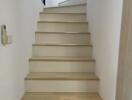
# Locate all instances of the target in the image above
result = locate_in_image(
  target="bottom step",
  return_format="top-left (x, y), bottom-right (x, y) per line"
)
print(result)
top-left (25, 80), bottom-right (98, 92)
top-left (25, 72), bottom-right (99, 92)
top-left (22, 92), bottom-right (102, 100)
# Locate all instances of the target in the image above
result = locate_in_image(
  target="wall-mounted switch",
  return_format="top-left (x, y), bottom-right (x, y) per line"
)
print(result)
top-left (1, 25), bottom-right (12, 46)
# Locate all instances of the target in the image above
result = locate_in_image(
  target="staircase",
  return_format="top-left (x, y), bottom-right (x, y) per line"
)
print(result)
top-left (22, 2), bottom-right (102, 100)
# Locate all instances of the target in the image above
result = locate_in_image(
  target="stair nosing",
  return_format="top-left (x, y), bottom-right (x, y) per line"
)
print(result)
top-left (29, 57), bottom-right (95, 62)
top-left (24, 92), bottom-right (100, 94)
top-left (25, 78), bottom-right (99, 81)
top-left (38, 21), bottom-right (88, 24)
top-left (25, 72), bottom-right (99, 81)
top-left (35, 31), bottom-right (90, 34)
top-left (32, 43), bottom-right (92, 47)
top-left (44, 3), bottom-right (86, 9)
top-left (40, 12), bottom-right (86, 15)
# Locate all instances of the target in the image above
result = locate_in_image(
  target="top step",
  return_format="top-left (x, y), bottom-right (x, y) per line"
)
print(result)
top-left (44, 4), bottom-right (87, 13)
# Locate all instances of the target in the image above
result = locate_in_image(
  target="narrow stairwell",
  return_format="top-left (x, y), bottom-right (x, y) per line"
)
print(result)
top-left (22, 3), bottom-right (102, 100)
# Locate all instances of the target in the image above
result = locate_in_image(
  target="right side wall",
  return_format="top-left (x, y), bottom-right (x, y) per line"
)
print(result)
top-left (87, 0), bottom-right (123, 100)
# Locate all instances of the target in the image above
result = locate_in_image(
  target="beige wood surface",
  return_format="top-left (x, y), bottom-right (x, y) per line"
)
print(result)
top-left (26, 72), bottom-right (99, 80)
top-left (22, 92), bottom-right (102, 100)
top-left (29, 56), bottom-right (95, 61)
top-left (116, 0), bottom-right (132, 99)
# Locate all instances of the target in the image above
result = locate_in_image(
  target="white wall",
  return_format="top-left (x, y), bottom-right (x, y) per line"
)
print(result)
top-left (58, 0), bottom-right (86, 6)
top-left (52, 0), bottom-right (66, 5)
top-left (87, 0), bottom-right (123, 100)
top-left (0, 0), bottom-right (22, 100)
top-left (46, 0), bottom-right (65, 6)
top-left (0, 0), bottom-right (44, 100)
top-left (16, 0), bottom-right (44, 98)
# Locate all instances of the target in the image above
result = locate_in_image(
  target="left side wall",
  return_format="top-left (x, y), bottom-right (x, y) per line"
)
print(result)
top-left (0, 0), bottom-right (21, 100)
top-left (0, 0), bottom-right (43, 100)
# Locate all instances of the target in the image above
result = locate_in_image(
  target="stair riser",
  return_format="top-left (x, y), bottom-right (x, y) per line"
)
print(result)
top-left (35, 33), bottom-right (91, 44)
top-left (44, 5), bottom-right (86, 13)
top-left (37, 22), bottom-right (88, 32)
top-left (32, 46), bottom-right (92, 57)
top-left (40, 13), bottom-right (86, 22)
top-left (25, 80), bottom-right (98, 92)
top-left (29, 61), bottom-right (95, 72)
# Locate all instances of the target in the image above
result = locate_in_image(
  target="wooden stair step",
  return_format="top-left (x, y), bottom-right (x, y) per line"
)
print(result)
top-left (32, 44), bottom-right (92, 57)
top-left (38, 20), bottom-right (87, 23)
top-left (39, 12), bottom-right (87, 22)
top-left (35, 31), bottom-right (90, 34)
top-left (32, 43), bottom-right (92, 47)
top-left (25, 72), bottom-right (99, 80)
top-left (40, 12), bottom-right (86, 14)
top-left (29, 56), bottom-right (95, 62)
top-left (37, 20), bottom-right (88, 32)
top-left (22, 92), bottom-right (102, 100)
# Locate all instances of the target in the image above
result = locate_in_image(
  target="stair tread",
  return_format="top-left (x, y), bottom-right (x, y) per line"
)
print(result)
top-left (25, 72), bottom-right (99, 80)
top-left (22, 92), bottom-right (102, 100)
top-left (33, 43), bottom-right (92, 46)
top-left (35, 31), bottom-right (90, 34)
top-left (38, 21), bottom-right (88, 23)
top-left (40, 12), bottom-right (86, 14)
top-left (29, 56), bottom-right (95, 61)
